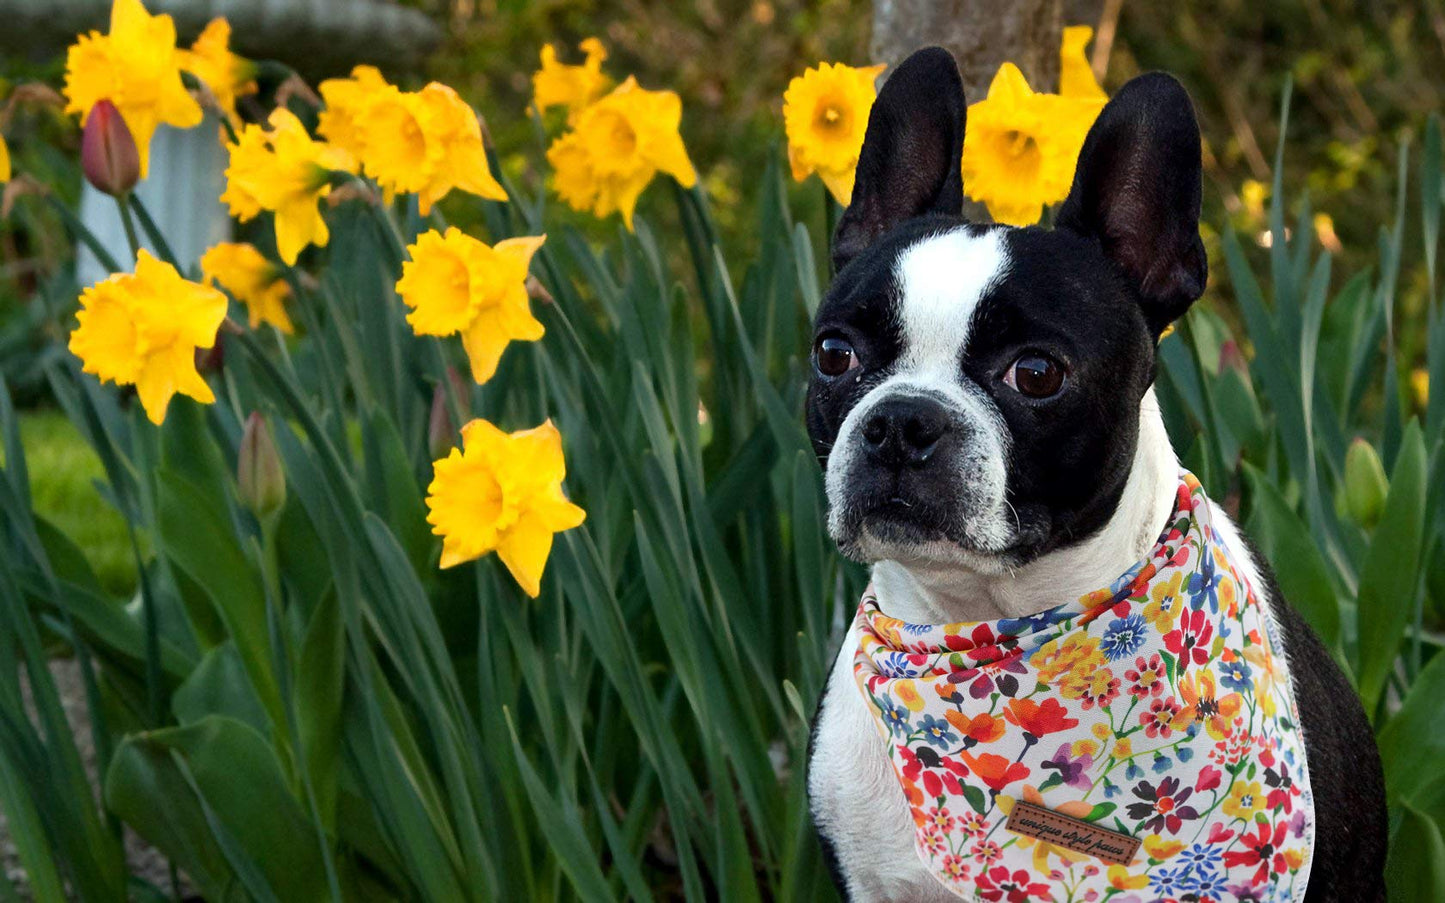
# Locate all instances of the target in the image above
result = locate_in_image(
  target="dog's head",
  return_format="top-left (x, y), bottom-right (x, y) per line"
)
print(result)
top-left (807, 48), bottom-right (1206, 572)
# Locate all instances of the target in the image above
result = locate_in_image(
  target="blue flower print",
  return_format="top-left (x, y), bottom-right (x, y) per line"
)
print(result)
top-left (917, 713), bottom-right (958, 749)
top-left (1188, 552), bottom-right (1222, 612)
top-left (880, 698), bottom-right (911, 737)
top-left (1101, 614), bottom-right (1149, 661)
top-left (1191, 868), bottom-right (1230, 897)
top-left (878, 651), bottom-right (921, 677)
top-left (1179, 842), bottom-right (1221, 872)
top-left (1149, 865), bottom-right (1192, 895)
top-left (1219, 656), bottom-right (1254, 692)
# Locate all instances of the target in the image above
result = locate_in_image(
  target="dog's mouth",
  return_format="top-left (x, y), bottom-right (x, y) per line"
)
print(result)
top-left (848, 481), bottom-right (957, 544)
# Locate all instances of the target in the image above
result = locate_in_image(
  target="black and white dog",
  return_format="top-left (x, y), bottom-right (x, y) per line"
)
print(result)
top-left (805, 47), bottom-right (1386, 902)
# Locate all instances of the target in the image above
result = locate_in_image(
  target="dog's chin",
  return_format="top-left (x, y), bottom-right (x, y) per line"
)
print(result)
top-left (830, 499), bottom-right (1021, 574)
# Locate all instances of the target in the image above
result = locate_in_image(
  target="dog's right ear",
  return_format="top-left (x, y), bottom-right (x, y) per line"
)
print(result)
top-left (832, 47), bottom-right (967, 271)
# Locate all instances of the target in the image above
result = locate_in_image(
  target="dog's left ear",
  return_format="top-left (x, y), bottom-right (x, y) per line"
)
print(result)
top-left (832, 47), bottom-right (967, 271)
top-left (1056, 72), bottom-right (1207, 335)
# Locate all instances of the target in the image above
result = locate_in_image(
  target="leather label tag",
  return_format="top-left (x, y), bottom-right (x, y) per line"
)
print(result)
top-left (1003, 801), bottom-right (1140, 865)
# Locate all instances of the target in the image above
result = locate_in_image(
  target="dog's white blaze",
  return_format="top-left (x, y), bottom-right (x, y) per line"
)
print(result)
top-left (894, 227), bottom-right (1007, 375)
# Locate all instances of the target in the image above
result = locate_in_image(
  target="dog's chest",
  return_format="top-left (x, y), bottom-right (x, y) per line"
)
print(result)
top-left (810, 623), bottom-right (962, 902)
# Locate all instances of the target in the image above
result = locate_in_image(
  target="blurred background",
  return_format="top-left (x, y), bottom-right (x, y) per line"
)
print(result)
top-left (0, 0), bottom-right (1439, 632)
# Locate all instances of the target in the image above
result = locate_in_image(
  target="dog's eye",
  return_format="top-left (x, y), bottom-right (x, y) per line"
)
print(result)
top-left (814, 335), bottom-right (858, 377)
top-left (1004, 354), bottom-right (1066, 398)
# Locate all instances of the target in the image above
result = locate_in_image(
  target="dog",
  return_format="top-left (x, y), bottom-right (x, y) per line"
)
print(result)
top-left (805, 47), bottom-right (1386, 902)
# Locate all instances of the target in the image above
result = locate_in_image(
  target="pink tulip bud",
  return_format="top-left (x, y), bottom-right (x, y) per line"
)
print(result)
top-left (238, 411), bottom-right (286, 519)
top-left (80, 100), bottom-right (140, 197)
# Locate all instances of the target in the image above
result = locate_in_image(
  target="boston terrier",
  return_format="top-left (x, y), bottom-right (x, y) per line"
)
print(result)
top-left (805, 47), bottom-right (1386, 902)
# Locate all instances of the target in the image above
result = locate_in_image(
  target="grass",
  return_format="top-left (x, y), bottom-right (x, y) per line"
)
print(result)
top-left (7, 409), bottom-right (136, 596)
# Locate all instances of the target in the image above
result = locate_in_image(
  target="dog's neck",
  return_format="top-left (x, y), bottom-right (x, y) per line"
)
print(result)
top-left (869, 391), bottom-right (1179, 625)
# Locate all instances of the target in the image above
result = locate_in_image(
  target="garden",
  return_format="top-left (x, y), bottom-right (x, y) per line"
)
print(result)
top-left (0, 0), bottom-right (1441, 899)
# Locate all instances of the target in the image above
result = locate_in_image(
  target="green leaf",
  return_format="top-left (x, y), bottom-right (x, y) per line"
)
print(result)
top-left (155, 468), bottom-right (282, 729)
top-left (502, 709), bottom-right (616, 903)
top-left (1243, 464), bottom-right (1342, 655)
top-left (1356, 420), bottom-right (1428, 715)
top-left (105, 716), bottom-right (328, 902)
top-left (172, 642), bottom-right (269, 734)
top-left (1377, 651), bottom-right (1445, 803)
top-left (963, 785), bottom-right (987, 815)
top-left (1086, 802), bottom-right (1117, 823)
top-left (295, 590), bottom-right (345, 832)
top-left (1386, 805), bottom-right (1445, 903)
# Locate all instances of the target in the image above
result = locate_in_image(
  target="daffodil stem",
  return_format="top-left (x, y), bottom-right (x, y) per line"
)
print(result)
top-left (824, 185), bottom-right (840, 277)
top-left (127, 194), bottom-right (179, 267)
top-left (116, 193), bottom-right (142, 261)
top-left (431, 338), bottom-right (467, 437)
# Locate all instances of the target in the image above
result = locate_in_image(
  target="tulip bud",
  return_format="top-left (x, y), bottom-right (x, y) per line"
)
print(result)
top-left (1343, 438), bottom-right (1387, 529)
top-left (238, 411), bottom-right (286, 519)
top-left (80, 100), bottom-right (140, 197)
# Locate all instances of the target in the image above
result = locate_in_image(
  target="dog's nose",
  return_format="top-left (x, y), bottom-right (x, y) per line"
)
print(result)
top-left (861, 397), bottom-right (950, 467)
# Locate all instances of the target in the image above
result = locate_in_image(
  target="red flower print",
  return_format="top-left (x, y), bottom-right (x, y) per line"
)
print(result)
top-left (923, 771), bottom-right (943, 799)
top-left (1196, 765), bottom-right (1223, 792)
top-left (1224, 820), bottom-right (1289, 886)
top-left (1164, 608), bottom-right (1214, 673)
top-left (947, 621), bottom-right (1010, 659)
top-left (976, 865), bottom-right (1051, 902)
top-left (959, 751), bottom-right (1031, 792)
top-left (958, 812), bottom-right (989, 837)
top-left (945, 710), bottom-right (1007, 746)
top-left (1003, 697), bottom-right (1079, 740)
top-left (918, 823), bottom-right (948, 858)
top-left (926, 805), bottom-right (955, 834)
top-left (1125, 653), bottom-right (1165, 699)
top-left (940, 853), bottom-right (971, 883)
top-left (971, 839), bottom-right (1002, 865)
top-left (1140, 697), bottom-right (1184, 738)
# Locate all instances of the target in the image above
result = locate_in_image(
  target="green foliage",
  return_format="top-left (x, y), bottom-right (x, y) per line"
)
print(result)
top-left (0, 86), bottom-right (1442, 903)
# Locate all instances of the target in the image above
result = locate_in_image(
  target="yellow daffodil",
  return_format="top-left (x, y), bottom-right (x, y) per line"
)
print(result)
top-left (0, 133), bottom-right (10, 183)
top-left (961, 27), bottom-right (1107, 226)
top-left (782, 61), bottom-right (885, 205)
top-left (63, 0), bottom-right (203, 178)
top-left (69, 249), bottom-right (227, 425)
top-left (218, 120), bottom-right (267, 220)
top-left (533, 38), bottom-right (611, 120)
top-left (201, 242), bottom-right (293, 333)
top-left (396, 228), bottom-right (546, 384)
top-left (317, 65), bottom-right (390, 166)
top-left (547, 77), bottom-right (696, 229)
top-left (425, 418), bottom-right (586, 597)
top-left (1059, 26), bottom-right (1106, 102)
top-left (1411, 367), bottom-right (1429, 409)
top-left (222, 109), bottom-right (354, 265)
top-left (178, 18), bottom-right (257, 124)
top-left (354, 82), bottom-right (507, 215)
top-left (1241, 179), bottom-right (1268, 220)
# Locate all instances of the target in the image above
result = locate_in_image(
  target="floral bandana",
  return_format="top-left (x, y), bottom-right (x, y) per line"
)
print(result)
top-left (852, 473), bottom-right (1315, 902)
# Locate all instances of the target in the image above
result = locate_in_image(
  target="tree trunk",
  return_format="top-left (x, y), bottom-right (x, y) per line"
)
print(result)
top-left (870, 0), bottom-right (1064, 104)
